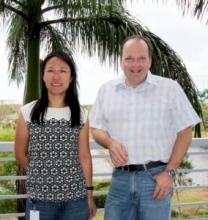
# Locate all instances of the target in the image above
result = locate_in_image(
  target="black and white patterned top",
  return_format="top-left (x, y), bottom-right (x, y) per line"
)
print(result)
top-left (21, 101), bottom-right (87, 202)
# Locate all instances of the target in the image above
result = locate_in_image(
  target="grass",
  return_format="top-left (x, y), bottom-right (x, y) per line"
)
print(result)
top-left (200, 130), bottom-right (208, 137)
top-left (93, 179), bottom-right (110, 191)
top-left (172, 188), bottom-right (208, 219)
top-left (0, 127), bottom-right (15, 141)
top-left (1, 219), bottom-right (17, 220)
top-left (94, 212), bottom-right (104, 220)
top-left (173, 188), bottom-right (208, 204)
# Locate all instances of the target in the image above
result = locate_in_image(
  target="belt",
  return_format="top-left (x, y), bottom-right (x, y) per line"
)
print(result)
top-left (116, 161), bottom-right (167, 172)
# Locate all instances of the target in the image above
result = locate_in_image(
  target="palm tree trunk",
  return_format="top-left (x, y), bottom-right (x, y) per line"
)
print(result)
top-left (16, 167), bottom-right (26, 220)
top-left (24, 34), bottom-right (40, 104)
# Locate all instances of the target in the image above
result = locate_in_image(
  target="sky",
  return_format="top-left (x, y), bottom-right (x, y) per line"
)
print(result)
top-left (0, 1), bottom-right (207, 105)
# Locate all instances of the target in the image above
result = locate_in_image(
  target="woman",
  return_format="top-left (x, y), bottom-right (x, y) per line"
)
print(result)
top-left (15, 51), bottom-right (96, 220)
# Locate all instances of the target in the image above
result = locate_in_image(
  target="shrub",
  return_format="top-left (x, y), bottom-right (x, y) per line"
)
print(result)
top-left (0, 199), bottom-right (17, 213)
top-left (94, 194), bottom-right (107, 208)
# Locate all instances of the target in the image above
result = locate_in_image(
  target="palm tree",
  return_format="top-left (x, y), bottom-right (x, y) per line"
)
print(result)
top-left (0, 1), bottom-right (202, 113)
top-left (0, 0), bottom-right (204, 218)
top-left (198, 89), bottom-right (208, 102)
top-left (175, 0), bottom-right (208, 23)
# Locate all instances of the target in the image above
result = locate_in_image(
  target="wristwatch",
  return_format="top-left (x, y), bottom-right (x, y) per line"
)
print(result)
top-left (86, 186), bottom-right (94, 190)
top-left (165, 167), bottom-right (176, 178)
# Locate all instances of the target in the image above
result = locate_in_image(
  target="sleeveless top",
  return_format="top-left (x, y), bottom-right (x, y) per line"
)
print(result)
top-left (21, 101), bottom-right (87, 202)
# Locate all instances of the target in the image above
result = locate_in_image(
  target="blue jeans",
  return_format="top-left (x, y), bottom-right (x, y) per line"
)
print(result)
top-left (25, 197), bottom-right (89, 220)
top-left (104, 166), bottom-right (173, 220)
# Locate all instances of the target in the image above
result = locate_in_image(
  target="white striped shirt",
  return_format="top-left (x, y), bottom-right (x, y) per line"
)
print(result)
top-left (89, 72), bottom-right (200, 164)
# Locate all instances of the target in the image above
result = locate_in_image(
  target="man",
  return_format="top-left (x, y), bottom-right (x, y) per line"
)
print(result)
top-left (89, 35), bottom-right (200, 220)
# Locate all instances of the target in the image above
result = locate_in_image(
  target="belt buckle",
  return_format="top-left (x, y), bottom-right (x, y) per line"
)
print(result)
top-left (121, 166), bottom-right (128, 171)
top-left (143, 164), bottom-right (147, 170)
top-left (123, 165), bottom-right (130, 171)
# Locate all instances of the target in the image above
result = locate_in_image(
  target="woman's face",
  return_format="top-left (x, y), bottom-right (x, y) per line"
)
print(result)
top-left (43, 56), bottom-right (72, 96)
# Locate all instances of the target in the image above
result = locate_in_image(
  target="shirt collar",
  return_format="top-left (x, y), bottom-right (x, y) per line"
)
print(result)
top-left (114, 71), bottom-right (158, 91)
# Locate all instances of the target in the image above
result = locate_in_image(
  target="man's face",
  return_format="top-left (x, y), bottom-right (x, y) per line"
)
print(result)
top-left (120, 38), bottom-right (152, 87)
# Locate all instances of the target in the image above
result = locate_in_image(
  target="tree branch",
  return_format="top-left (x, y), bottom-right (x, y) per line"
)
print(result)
top-left (40, 17), bottom-right (79, 27)
top-left (41, 4), bottom-right (63, 14)
top-left (40, 14), bottom-right (120, 28)
top-left (10, 0), bottom-right (24, 8)
top-left (3, 3), bottom-right (28, 20)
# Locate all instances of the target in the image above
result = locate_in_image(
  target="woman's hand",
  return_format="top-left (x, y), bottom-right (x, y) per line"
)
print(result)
top-left (87, 192), bottom-right (96, 219)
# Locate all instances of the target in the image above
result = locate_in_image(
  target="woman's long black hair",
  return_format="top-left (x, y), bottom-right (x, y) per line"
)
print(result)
top-left (31, 50), bottom-right (81, 127)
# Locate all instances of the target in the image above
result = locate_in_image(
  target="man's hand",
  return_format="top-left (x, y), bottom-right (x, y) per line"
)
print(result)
top-left (153, 171), bottom-right (174, 200)
top-left (90, 128), bottom-right (128, 166)
top-left (108, 139), bottom-right (128, 166)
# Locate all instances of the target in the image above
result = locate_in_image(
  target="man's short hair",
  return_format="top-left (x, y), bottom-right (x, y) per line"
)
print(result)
top-left (120, 35), bottom-right (153, 58)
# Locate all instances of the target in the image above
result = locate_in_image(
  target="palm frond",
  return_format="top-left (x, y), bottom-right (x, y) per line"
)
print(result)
top-left (7, 12), bottom-right (26, 85)
top-left (175, 0), bottom-right (208, 23)
top-left (52, 4), bottom-right (138, 64)
top-left (0, 0), bottom-right (28, 19)
top-left (40, 24), bottom-right (71, 53)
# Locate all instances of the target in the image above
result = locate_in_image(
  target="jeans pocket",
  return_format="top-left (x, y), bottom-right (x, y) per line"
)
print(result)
top-left (112, 169), bottom-right (123, 178)
top-left (147, 170), bottom-right (156, 181)
top-left (147, 165), bottom-right (166, 181)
